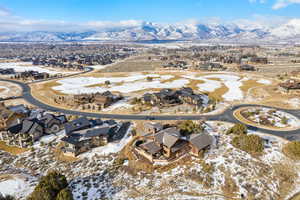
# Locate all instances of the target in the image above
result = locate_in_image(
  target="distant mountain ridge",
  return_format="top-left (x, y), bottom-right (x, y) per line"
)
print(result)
top-left (1, 20), bottom-right (300, 43)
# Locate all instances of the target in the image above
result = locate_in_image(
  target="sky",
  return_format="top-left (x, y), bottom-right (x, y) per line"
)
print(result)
top-left (0, 0), bottom-right (300, 31)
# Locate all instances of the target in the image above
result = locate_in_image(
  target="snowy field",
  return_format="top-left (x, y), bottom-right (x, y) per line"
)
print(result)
top-left (0, 175), bottom-right (35, 199)
top-left (184, 74), bottom-right (247, 101)
top-left (0, 62), bottom-right (76, 75)
top-left (52, 72), bottom-right (272, 102)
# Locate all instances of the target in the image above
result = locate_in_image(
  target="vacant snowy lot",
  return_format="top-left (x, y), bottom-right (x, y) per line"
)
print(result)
top-left (52, 72), bottom-right (272, 102)
top-left (0, 174), bottom-right (36, 199)
top-left (0, 62), bottom-right (76, 75)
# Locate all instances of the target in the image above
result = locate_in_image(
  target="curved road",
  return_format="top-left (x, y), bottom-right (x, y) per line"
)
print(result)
top-left (1, 77), bottom-right (300, 141)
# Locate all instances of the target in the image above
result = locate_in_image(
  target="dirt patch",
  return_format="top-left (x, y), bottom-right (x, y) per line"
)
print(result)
top-left (209, 85), bottom-right (228, 102)
top-left (0, 141), bottom-right (29, 155)
top-left (240, 79), bottom-right (264, 93)
top-left (290, 193), bottom-right (300, 200)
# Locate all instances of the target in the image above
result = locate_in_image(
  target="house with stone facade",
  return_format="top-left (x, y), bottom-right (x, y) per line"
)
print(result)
top-left (134, 123), bottom-right (213, 163)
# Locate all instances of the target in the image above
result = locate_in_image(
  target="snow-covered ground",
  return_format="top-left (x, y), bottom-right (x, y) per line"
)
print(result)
top-left (53, 74), bottom-right (187, 94)
top-left (182, 74), bottom-right (223, 92)
top-left (203, 74), bottom-right (244, 101)
top-left (0, 62), bottom-right (76, 75)
top-left (52, 72), bottom-right (271, 102)
top-left (1, 120), bottom-right (300, 200)
top-left (257, 79), bottom-right (272, 85)
top-left (0, 175), bottom-right (35, 199)
top-left (102, 98), bottom-right (133, 112)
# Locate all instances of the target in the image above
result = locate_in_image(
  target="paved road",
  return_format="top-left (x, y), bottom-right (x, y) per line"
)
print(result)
top-left (1, 78), bottom-right (300, 141)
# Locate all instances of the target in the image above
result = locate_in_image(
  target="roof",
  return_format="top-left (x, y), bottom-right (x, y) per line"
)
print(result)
top-left (90, 119), bottom-right (103, 126)
top-left (161, 127), bottom-right (181, 148)
top-left (21, 119), bottom-right (43, 134)
top-left (64, 117), bottom-right (91, 135)
top-left (188, 133), bottom-right (213, 150)
top-left (154, 131), bottom-right (165, 144)
top-left (56, 115), bottom-right (67, 124)
top-left (7, 123), bottom-right (22, 134)
top-left (104, 119), bottom-right (117, 126)
top-left (8, 105), bottom-right (29, 114)
top-left (145, 123), bottom-right (163, 131)
top-left (28, 109), bottom-right (44, 119)
top-left (178, 87), bottom-right (193, 95)
top-left (40, 113), bottom-right (60, 125)
top-left (0, 103), bottom-right (13, 119)
top-left (61, 134), bottom-right (82, 145)
top-left (84, 126), bottom-right (111, 138)
top-left (140, 141), bottom-right (162, 155)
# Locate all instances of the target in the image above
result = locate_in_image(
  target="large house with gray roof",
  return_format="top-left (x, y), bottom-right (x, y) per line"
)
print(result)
top-left (139, 87), bottom-right (210, 110)
top-left (61, 117), bottom-right (131, 157)
top-left (0, 104), bottom-right (67, 147)
top-left (134, 123), bottom-right (213, 163)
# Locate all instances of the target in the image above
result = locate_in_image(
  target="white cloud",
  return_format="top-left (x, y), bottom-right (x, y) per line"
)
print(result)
top-left (0, 18), bottom-right (143, 32)
top-left (0, 4), bottom-right (297, 33)
top-left (0, 6), bottom-right (11, 16)
top-left (234, 14), bottom-right (291, 30)
top-left (0, 5), bottom-right (143, 32)
top-left (86, 20), bottom-right (142, 29)
top-left (272, 0), bottom-right (300, 9)
top-left (249, 0), bottom-right (267, 3)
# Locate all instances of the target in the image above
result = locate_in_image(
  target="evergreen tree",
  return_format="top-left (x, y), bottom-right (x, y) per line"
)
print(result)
top-left (28, 171), bottom-right (73, 200)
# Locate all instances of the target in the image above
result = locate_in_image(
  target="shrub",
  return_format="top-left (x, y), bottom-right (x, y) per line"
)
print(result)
top-left (226, 123), bottom-right (247, 135)
top-left (241, 111), bottom-right (252, 118)
top-left (104, 80), bottom-right (111, 85)
top-left (283, 141), bottom-right (300, 160)
top-left (199, 160), bottom-right (214, 174)
top-left (146, 76), bottom-right (153, 82)
top-left (56, 188), bottom-right (73, 200)
top-left (178, 120), bottom-right (204, 136)
top-left (281, 116), bottom-right (288, 125)
top-left (231, 134), bottom-right (264, 154)
top-left (28, 171), bottom-right (73, 200)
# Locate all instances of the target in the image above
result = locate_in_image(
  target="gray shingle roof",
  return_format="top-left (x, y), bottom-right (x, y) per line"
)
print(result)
top-left (64, 117), bottom-right (90, 135)
top-left (162, 127), bottom-right (181, 148)
top-left (145, 123), bottom-right (163, 131)
top-left (21, 119), bottom-right (43, 135)
top-left (84, 127), bottom-right (111, 138)
top-left (140, 141), bottom-right (162, 155)
top-left (189, 133), bottom-right (213, 150)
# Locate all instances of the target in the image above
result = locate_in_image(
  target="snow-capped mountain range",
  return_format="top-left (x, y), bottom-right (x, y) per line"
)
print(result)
top-left (1, 20), bottom-right (300, 43)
